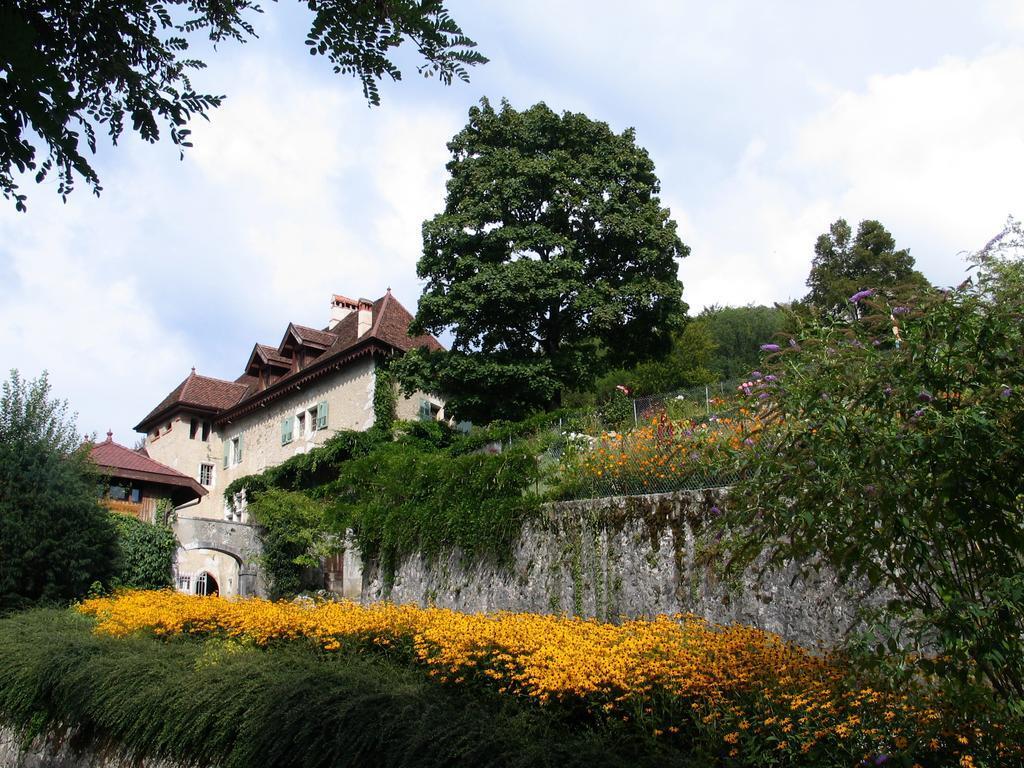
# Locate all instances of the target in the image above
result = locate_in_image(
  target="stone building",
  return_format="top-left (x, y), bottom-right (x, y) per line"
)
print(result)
top-left (135, 290), bottom-right (444, 598)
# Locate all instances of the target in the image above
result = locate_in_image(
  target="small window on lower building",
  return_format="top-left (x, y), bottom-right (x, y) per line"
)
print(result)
top-left (130, 487), bottom-right (141, 503)
top-left (297, 412), bottom-right (306, 437)
top-left (199, 463), bottom-right (214, 486)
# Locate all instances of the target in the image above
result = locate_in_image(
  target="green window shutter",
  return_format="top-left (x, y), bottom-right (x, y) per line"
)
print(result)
top-left (223, 440), bottom-right (229, 469)
top-left (237, 434), bottom-right (243, 464)
top-left (281, 417), bottom-right (293, 445)
top-left (317, 401), bottom-right (328, 430)
top-left (418, 398), bottom-right (431, 421)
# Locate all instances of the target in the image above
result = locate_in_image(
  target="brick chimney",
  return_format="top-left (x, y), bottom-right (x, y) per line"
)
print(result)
top-left (329, 294), bottom-right (357, 330)
top-left (357, 298), bottom-right (373, 337)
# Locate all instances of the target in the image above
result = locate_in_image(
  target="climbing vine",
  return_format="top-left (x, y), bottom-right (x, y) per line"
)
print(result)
top-left (372, 364), bottom-right (397, 436)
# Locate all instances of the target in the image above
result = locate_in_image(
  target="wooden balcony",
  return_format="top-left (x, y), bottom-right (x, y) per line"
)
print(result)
top-left (102, 498), bottom-right (157, 522)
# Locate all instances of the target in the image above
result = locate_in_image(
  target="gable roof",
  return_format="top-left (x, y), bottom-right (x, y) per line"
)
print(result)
top-left (91, 433), bottom-right (207, 499)
top-left (289, 324), bottom-right (336, 348)
top-left (246, 344), bottom-right (290, 372)
top-left (135, 371), bottom-right (250, 432)
top-left (135, 291), bottom-right (442, 432)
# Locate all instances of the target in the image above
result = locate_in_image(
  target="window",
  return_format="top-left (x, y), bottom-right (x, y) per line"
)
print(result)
top-left (107, 484), bottom-right (141, 503)
top-left (225, 435), bottom-right (243, 467)
top-left (201, 421), bottom-right (211, 441)
top-left (281, 416), bottom-right (294, 445)
top-left (189, 418), bottom-right (199, 440)
top-left (418, 399), bottom-right (441, 421)
top-left (316, 400), bottom-right (328, 430)
top-left (297, 412), bottom-right (306, 437)
top-left (199, 463), bottom-right (214, 486)
top-left (166, 421), bottom-right (172, 432)
top-left (176, 575), bottom-right (191, 592)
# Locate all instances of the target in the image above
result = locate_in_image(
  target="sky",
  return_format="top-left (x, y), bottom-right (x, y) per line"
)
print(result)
top-left (3, 0), bottom-right (1024, 441)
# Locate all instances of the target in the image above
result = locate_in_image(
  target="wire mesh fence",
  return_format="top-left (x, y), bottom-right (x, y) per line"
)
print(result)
top-left (491, 380), bottom-right (767, 501)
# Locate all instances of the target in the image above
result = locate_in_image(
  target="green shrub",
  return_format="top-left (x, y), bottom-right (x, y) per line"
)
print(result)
top-left (0, 608), bottom-right (679, 768)
top-left (719, 226), bottom-right (1024, 706)
top-left (247, 489), bottom-right (337, 599)
top-left (109, 513), bottom-right (177, 590)
top-left (0, 371), bottom-right (117, 612)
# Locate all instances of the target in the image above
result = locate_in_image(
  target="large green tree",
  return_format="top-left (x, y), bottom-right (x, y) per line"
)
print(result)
top-left (805, 218), bottom-right (930, 318)
top-left (0, 371), bottom-right (117, 612)
top-left (1, 0), bottom-right (485, 210)
top-left (402, 99), bottom-right (688, 423)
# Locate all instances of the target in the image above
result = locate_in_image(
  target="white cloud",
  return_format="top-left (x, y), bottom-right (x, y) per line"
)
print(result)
top-left (795, 48), bottom-right (1024, 282)
top-left (0, 52), bottom-right (466, 439)
top-left (0, 201), bottom-right (193, 442)
top-left (677, 46), bottom-right (1024, 310)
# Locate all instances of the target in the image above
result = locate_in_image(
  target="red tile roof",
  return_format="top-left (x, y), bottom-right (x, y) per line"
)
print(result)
top-left (136, 291), bottom-right (442, 431)
top-left (91, 433), bottom-right (207, 498)
top-left (256, 344), bottom-right (290, 367)
top-left (291, 324), bottom-right (336, 347)
top-left (135, 371), bottom-right (249, 431)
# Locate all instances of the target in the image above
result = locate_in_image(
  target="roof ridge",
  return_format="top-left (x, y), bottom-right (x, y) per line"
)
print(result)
top-left (368, 291), bottom-right (392, 339)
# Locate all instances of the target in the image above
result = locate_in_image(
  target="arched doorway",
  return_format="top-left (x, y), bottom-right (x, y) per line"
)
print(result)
top-left (195, 571), bottom-right (219, 596)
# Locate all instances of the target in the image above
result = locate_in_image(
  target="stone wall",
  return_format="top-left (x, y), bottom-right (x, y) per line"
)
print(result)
top-left (0, 725), bottom-right (190, 768)
top-left (361, 490), bottom-right (876, 650)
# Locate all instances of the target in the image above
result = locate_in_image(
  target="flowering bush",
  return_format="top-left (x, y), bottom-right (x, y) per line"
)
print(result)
top-left (78, 590), bottom-right (1020, 766)
top-left (555, 401), bottom-right (767, 497)
top-left (719, 223), bottom-right (1024, 709)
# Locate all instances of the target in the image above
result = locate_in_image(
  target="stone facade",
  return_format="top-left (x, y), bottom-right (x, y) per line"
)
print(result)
top-left (136, 291), bottom-right (445, 599)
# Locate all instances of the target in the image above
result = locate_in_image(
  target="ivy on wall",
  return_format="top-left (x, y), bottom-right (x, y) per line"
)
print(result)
top-left (109, 512), bottom-right (177, 590)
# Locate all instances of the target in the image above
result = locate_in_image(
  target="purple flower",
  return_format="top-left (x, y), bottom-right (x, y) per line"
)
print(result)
top-left (850, 339), bottom-right (864, 349)
top-left (883, 386), bottom-right (893, 396)
top-left (872, 339), bottom-right (881, 347)
top-left (913, 408), bottom-right (924, 419)
top-left (750, 371), bottom-right (762, 379)
top-left (874, 755), bottom-right (889, 766)
top-left (892, 306), bottom-right (910, 315)
top-left (918, 390), bottom-right (933, 402)
top-left (1001, 387), bottom-right (1013, 399)
top-left (710, 505), bottom-right (722, 517)
top-left (764, 374), bottom-right (778, 382)
top-left (849, 288), bottom-right (875, 303)
top-left (788, 338), bottom-right (798, 348)
top-left (743, 438), bottom-right (755, 446)
top-left (760, 343), bottom-right (780, 352)
top-left (863, 484), bottom-right (877, 496)
top-left (758, 392), bottom-right (770, 399)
